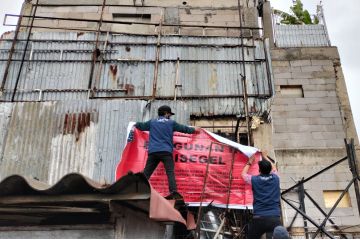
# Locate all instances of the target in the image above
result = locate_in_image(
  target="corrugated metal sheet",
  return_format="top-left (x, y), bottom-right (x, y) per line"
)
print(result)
top-left (0, 32), bottom-right (272, 101)
top-left (274, 24), bottom-right (330, 48)
top-left (0, 172), bottom-right (187, 227)
top-left (0, 100), bottom-right (147, 184)
top-left (0, 98), bottom-right (267, 184)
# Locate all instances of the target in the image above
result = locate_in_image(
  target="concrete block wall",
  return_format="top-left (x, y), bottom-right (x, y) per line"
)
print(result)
top-left (21, 0), bottom-right (259, 36)
top-left (271, 47), bottom-right (360, 232)
top-left (271, 48), bottom-right (346, 149)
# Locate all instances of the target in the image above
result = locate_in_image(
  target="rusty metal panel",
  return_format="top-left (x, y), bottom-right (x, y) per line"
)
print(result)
top-left (97, 62), bottom-right (155, 97)
top-left (0, 32), bottom-right (271, 100)
top-left (0, 100), bottom-right (147, 184)
top-left (0, 96), bottom-right (269, 184)
top-left (0, 103), bottom-right (13, 172)
top-left (274, 25), bottom-right (330, 48)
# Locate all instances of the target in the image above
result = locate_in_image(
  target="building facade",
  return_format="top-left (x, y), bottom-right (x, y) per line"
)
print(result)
top-left (0, 0), bottom-right (359, 238)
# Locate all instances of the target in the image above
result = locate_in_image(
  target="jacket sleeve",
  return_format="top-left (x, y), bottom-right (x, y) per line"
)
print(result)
top-left (135, 120), bottom-right (151, 131)
top-left (173, 121), bottom-right (195, 134)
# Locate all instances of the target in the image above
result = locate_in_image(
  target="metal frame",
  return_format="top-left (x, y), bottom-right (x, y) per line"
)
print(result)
top-left (0, 2), bottom-right (271, 106)
top-left (195, 141), bottom-right (249, 239)
top-left (281, 139), bottom-right (360, 239)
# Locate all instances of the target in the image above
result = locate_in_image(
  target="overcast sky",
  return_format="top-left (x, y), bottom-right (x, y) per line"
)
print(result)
top-left (0, 0), bottom-right (359, 135)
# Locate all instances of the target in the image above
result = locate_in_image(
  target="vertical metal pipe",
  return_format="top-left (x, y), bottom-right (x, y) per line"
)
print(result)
top-left (11, 0), bottom-right (39, 102)
top-left (347, 139), bottom-right (360, 216)
top-left (152, 14), bottom-right (163, 99)
top-left (196, 142), bottom-right (213, 238)
top-left (298, 181), bottom-right (309, 239)
top-left (237, 0), bottom-right (251, 146)
top-left (1, 13), bottom-right (24, 91)
top-left (174, 58), bottom-right (180, 101)
top-left (88, 0), bottom-right (107, 95)
top-left (92, 31), bottom-right (109, 97)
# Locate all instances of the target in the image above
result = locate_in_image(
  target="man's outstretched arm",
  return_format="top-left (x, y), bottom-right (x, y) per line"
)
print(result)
top-left (173, 122), bottom-right (198, 134)
top-left (241, 155), bottom-right (255, 184)
top-left (135, 120), bottom-right (151, 131)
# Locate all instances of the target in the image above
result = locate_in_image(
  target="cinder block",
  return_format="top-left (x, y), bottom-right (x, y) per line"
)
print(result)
top-left (311, 59), bottom-right (334, 66)
top-left (273, 133), bottom-right (289, 140)
top-left (291, 71), bottom-right (313, 79)
top-left (273, 125), bottom-right (289, 133)
top-left (290, 60), bottom-right (311, 67)
top-left (324, 139), bottom-right (344, 148)
top-left (311, 78), bottom-right (336, 84)
top-left (339, 216), bottom-right (360, 226)
top-left (289, 66), bottom-right (302, 73)
top-left (302, 84), bottom-right (336, 91)
top-left (284, 104), bottom-right (308, 112)
top-left (273, 97), bottom-right (296, 105)
top-left (321, 66), bottom-right (335, 72)
top-left (301, 65), bottom-right (324, 72)
top-left (312, 96), bottom-right (338, 104)
top-left (320, 111), bottom-right (341, 118)
top-left (295, 98), bottom-right (322, 105)
top-left (287, 78), bottom-right (310, 85)
top-left (273, 67), bottom-right (291, 74)
top-left (323, 124), bottom-right (344, 132)
top-left (307, 103), bottom-right (339, 111)
top-left (311, 71), bottom-right (335, 79)
top-left (304, 91), bottom-right (328, 98)
top-left (274, 72), bottom-right (292, 79)
top-left (286, 118), bottom-right (311, 125)
top-left (312, 132), bottom-right (325, 140)
top-left (288, 132), bottom-right (314, 140)
top-left (274, 78), bottom-right (289, 85)
top-left (310, 118), bottom-right (334, 125)
top-left (272, 61), bottom-right (290, 67)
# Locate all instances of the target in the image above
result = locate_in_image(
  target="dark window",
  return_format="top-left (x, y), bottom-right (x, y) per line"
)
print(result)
top-left (113, 13), bottom-right (151, 19)
top-left (280, 85), bottom-right (304, 97)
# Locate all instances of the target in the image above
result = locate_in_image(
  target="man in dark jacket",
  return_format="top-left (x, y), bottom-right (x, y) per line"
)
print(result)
top-left (241, 151), bottom-right (281, 239)
top-left (135, 105), bottom-right (198, 200)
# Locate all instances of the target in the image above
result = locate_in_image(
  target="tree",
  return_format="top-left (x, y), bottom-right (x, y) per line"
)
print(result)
top-left (274, 0), bottom-right (319, 25)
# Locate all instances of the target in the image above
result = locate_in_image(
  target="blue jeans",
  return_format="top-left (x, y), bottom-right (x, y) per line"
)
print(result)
top-left (143, 151), bottom-right (177, 193)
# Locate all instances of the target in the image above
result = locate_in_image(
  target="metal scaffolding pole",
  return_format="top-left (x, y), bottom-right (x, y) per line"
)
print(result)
top-left (11, 0), bottom-right (39, 102)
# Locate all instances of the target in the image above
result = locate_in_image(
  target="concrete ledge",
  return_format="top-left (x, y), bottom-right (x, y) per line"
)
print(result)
top-left (271, 47), bottom-right (340, 61)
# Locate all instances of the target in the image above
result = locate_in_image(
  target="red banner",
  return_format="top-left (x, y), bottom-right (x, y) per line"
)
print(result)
top-left (116, 128), bottom-right (260, 208)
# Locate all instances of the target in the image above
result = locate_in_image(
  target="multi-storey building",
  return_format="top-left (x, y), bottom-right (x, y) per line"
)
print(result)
top-left (0, 0), bottom-right (358, 238)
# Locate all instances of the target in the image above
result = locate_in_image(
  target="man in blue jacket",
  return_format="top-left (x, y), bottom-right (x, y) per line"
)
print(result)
top-left (135, 105), bottom-right (198, 200)
top-left (241, 151), bottom-right (281, 239)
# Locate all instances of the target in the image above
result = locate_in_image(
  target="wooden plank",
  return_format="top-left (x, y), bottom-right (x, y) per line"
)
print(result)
top-left (0, 193), bottom-right (150, 205)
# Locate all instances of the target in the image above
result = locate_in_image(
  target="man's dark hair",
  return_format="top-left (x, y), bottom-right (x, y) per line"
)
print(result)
top-left (258, 160), bottom-right (272, 174)
top-left (158, 105), bottom-right (175, 116)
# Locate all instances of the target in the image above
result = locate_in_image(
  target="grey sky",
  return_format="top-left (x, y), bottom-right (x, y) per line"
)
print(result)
top-left (0, 0), bottom-right (359, 135)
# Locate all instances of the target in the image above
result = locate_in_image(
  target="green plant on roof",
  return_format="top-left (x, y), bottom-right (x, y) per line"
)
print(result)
top-left (274, 0), bottom-right (319, 25)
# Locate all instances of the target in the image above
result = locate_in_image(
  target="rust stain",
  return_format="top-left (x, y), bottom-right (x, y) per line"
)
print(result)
top-left (63, 112), bottom-right (92, 141)
top-left (0, 31), bottom-right (13, 40)
top-left (76, 32), bottom-right (85, 38)
top-left (250, 101), bottom-right (257, 113)
top-left (119, 83), bottom-right (135, 95)
top-left (109, 64), bottom-right (118, 82)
